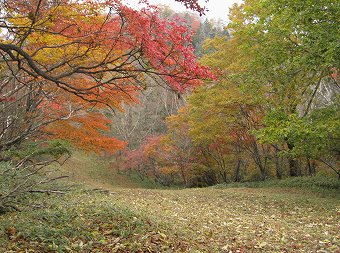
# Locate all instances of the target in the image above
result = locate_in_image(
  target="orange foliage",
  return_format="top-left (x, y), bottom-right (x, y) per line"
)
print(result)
top-left (44, 112), bottom-right (126, 154)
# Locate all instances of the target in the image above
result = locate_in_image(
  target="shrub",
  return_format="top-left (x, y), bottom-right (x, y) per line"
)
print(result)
top-left (0, 140), bottom-right (70, 212)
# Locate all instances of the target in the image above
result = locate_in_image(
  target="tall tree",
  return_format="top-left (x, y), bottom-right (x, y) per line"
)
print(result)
top-left (227, 0), bottom-right (339, 176)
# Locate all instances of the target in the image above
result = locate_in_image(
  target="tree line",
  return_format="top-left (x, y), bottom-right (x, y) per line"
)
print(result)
top-left (118, 0), bottom-right (339, 187)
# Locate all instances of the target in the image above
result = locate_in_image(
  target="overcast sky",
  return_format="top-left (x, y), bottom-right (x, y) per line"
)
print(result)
top-left (126, 0), bottom-right (243, 23)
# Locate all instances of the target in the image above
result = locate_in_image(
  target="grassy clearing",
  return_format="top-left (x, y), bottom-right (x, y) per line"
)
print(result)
top-left (1, 187), bottom-right (339, 252)
top-left (122, 170), bottom-right (164, 189)
top-left (1, 155), bottom-right (339, 252)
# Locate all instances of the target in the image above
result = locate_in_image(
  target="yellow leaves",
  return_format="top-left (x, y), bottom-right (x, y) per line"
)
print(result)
top-left (166, 108), bottom-right (190, 132)
top-left (158, 166), bottom-right (179, 175)
top-left (8, 16), bottom-right (31, 27)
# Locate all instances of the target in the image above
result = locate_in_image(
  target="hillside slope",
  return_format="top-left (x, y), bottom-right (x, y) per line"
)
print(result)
top-left (54, 151), bottom-right (141, 189)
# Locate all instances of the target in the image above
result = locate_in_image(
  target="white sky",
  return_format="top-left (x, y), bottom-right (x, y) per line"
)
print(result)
top-left (126, 0), bottom-right (243, 23)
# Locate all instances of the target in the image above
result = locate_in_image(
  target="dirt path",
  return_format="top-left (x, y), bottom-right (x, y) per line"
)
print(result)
top-left (111, 187), bottom-right (340, 252)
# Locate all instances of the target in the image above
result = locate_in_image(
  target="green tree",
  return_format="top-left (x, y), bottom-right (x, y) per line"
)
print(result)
top-left (227, 0), bottom-right (339, 176)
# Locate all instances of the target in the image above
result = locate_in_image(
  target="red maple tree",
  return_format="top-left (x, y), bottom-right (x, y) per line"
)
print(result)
top-left (0, 0), bottom-right (213, 152)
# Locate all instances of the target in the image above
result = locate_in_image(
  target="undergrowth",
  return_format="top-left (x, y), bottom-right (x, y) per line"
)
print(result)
top-left (213, 175), bottom-right (340, 197)
top-left (0, 189), bottom-right (187, 252)
top-left (124, 170), bottom-right (184, 190)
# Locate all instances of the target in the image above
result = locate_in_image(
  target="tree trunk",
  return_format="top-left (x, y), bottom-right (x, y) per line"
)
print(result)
top-left (234, 159), bottom-right (242, 182)
top-left (274, 149), bottom-right (283, 179)
top-left (306, 158), bottom-right (316, 176)
top-left (179, 165), bottom-right (188, 187)
top-left (288, 159), bottom-right (299, 177)
top-left (287, 143), bottom-right (299, 177)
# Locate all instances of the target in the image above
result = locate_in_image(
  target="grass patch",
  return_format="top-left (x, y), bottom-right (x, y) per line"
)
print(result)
top-left (0, 189), bottom-right (188, 252)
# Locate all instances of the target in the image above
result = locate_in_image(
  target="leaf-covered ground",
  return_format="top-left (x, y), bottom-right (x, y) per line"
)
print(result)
top-left (1, 154), bottom-right (339, 252)
top-left (0, 190), bottom-right (192, 252)
top-left (0, 186), bottom-right (339, 252)
top-left (112, 187), bottom-right (339, 252)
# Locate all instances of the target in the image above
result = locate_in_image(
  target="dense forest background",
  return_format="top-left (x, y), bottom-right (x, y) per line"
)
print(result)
top-left (110, 2), bottom-right (339, 187)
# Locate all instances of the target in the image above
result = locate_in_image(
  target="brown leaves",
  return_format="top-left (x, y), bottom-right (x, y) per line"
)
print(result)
top-left (113, 187), bottom-right (340, 252)
top-left (5, 226), bottom-right (16, 239)
top-left (1, 184), bottom-right (339, 252)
